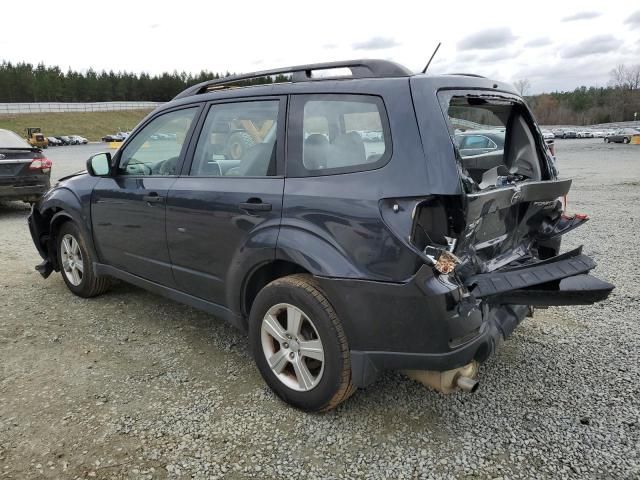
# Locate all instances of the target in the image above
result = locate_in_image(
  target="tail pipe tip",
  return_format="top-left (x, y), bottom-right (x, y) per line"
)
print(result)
top-left (455, 374), bottom-right (480, 393)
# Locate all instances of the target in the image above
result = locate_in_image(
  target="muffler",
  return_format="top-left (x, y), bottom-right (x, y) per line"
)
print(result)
top-left (404, 361), bottom-right (480, 394)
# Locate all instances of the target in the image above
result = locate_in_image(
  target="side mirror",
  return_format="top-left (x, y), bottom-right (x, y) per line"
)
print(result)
top-left (86, 152), bottom-right (112, 177)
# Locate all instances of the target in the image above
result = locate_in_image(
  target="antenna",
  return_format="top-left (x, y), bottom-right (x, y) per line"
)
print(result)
top-left (422, 42), bottom-right (441, 74)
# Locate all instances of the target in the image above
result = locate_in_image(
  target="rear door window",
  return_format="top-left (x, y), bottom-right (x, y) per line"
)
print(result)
top-left (288, 95), bottom-right (391, 176)
top-left (190, 100), bottom-right (280, 177)
top-left (439, 91), bottom-right (549, 190)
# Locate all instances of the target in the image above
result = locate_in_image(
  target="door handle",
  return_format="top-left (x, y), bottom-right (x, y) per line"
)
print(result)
top-left (239, 199), bottom-right (272, 212)
top-left (143, 193), bottom-right (164, 204)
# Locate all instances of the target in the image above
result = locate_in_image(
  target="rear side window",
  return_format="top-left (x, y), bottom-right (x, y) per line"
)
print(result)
top-left (288, 95), bottom-right (391, 176)
top-left (439, 91), bottom-right (546, 190)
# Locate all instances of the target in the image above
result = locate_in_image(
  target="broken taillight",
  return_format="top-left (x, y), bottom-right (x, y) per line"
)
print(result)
top-left (29, 157), bottom-right (52, 174)
top-left (559, 194), bottom-right (568, 212)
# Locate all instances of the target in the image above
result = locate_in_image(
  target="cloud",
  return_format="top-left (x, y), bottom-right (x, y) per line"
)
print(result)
top-left (457, 28), bottom-right (517, 50)
top-left (352, 36), bottom-right (400, 50)
top-left (524, 37), bottom-right (552, 48)
top-left (625, 10), bottom-right (640, 28)
top-left (456, 52), bottom-right (477, 62)
top-left (561, 35), bottom-right (619, 58)
top-left (480, 49), bottom-right (521, 62)
top-left (323, 43), bottom-right (338, 49)
top-left (561, 11), bottom-right (601, 22)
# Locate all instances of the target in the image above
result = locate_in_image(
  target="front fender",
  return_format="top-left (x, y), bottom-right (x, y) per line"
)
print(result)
top-left (34, 184), bottom-right (98, 269)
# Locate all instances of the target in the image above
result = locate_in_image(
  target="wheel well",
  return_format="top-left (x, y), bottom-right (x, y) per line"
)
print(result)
top-left (41, 208), bottom-right (71, 269)
top-left (243, 260), bottom-right (309, 316)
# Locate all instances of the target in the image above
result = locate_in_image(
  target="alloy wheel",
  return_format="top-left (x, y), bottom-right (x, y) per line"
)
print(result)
top-left (60, 233), bottom-right (84, 286)
top-left (260, 303), bottom-right (325, 391)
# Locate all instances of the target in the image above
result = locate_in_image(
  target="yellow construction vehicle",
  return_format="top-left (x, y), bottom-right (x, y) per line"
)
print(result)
top-left (25, 127), bottom-right (48, 149)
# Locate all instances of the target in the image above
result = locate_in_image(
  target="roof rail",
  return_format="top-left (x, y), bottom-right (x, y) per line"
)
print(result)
top-left (446, 73), bottom-right (487, 78)
top-left (173, 59), bottom-right (412, 100)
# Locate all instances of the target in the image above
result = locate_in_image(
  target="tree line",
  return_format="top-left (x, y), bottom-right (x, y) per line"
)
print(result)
top-left (1, 61), bottom-right (639, 125)
top-left (0, 61), bottom-right (288, 103)
top-left (520, 64), bottom-right (640, 125)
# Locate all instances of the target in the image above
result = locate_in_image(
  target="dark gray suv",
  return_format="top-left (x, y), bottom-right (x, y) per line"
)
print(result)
top-left (28, 60), bottom-right (613, 411)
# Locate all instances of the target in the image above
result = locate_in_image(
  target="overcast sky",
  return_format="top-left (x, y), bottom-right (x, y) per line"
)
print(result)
top-left (1, 0), bottom-right (639, 94)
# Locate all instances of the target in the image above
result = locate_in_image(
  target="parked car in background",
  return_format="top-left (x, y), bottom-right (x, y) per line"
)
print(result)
top-left (552, 128), bottom-right (565, 138)
top-left (56, 136), bottom-right (72, 146)
top-left (590, 130), bottom-right (606, 138)
top-left (541, 130), bottom-right (554, 140)
top-left (577, 130), bottom-right (593, 139)
top-left (101, 133), bottom-right (125, 142)
top-left (455, 130), bottom-right (506, 157)
top-left (561, 130), bottom-right (577, 139)
top-left (0, 129), bottom-right (52, 204)
top-left (28, 59), bottom-right (613, 412)
top-left (605, 128), bottom-right (639, 144)
top-left (46, 137), bottom-right (62, 146)
top-left (70, 135), bottom-right (88, 144)
top-left (360, 130), bottom-right (383, 142)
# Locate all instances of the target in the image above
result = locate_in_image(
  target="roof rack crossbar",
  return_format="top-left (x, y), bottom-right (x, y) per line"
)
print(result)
top-left (173, 59), bottom-right (412, 99)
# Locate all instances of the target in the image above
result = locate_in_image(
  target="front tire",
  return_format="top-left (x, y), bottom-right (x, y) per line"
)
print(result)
top-left (623, 137), bottom-right (630, 144)
top-left (249, 274), bottom-right (354, 412)
top-left (57, 221), bottom-right (111, 298)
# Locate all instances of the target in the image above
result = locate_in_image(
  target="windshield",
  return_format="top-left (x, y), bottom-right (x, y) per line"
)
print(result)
top-left (439, 91), bottom-right (549, 191)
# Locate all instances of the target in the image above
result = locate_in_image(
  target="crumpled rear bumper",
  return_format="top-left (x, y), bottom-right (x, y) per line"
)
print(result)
top-left (318, 247), bottom-right (613, 388)
top-left (349, 304), bottom-right (523, 387)
top-left (465, 246), bottom-right (614, 306)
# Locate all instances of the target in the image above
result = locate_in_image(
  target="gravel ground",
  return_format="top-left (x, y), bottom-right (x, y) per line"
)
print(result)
top-left (0, 139), bottom-right (638, 479)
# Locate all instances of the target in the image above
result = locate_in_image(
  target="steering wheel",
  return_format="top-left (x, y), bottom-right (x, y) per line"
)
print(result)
top-left (125, 159), bottom-right (152, 176)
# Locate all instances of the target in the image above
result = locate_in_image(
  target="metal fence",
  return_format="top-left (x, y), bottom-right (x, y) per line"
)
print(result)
top-left (0, 101), bottom-right (162, 114)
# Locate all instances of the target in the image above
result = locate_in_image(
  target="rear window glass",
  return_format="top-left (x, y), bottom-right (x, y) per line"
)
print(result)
top-left (439, 92), bottom-right (546, 191)
top-left (288, 95), bottom-right (391, 176)
top-left (0, 129), bottom-right (31, 149)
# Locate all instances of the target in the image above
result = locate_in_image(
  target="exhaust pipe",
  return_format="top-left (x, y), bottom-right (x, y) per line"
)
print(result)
top-left (455, 374), bottom-right (479, 393)
top-left (404, 361), bottom-right (480, 394)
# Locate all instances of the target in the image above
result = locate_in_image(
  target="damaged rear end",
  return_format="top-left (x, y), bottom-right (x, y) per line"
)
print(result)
top-left (430, 87), bottom-right (613, 307)
top-left (386, 78), bottom-right (614, 392)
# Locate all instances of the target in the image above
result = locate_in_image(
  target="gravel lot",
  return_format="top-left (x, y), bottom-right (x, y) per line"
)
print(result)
top-left (1, 139), bottom-right (639, 479)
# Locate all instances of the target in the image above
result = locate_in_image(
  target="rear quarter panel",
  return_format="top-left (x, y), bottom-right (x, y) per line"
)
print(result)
top-left (279, 78), bottom-right (429, 282)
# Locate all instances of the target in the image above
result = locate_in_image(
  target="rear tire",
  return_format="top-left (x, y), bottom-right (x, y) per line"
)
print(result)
top-left (56, 221), bottom-right (111, 298)
top-left (604, 138), bottom-right (609, 143)
top-left (249, 274), bottom-right (355, 412)
top-left (623, 137), bottom-right (630, 144)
